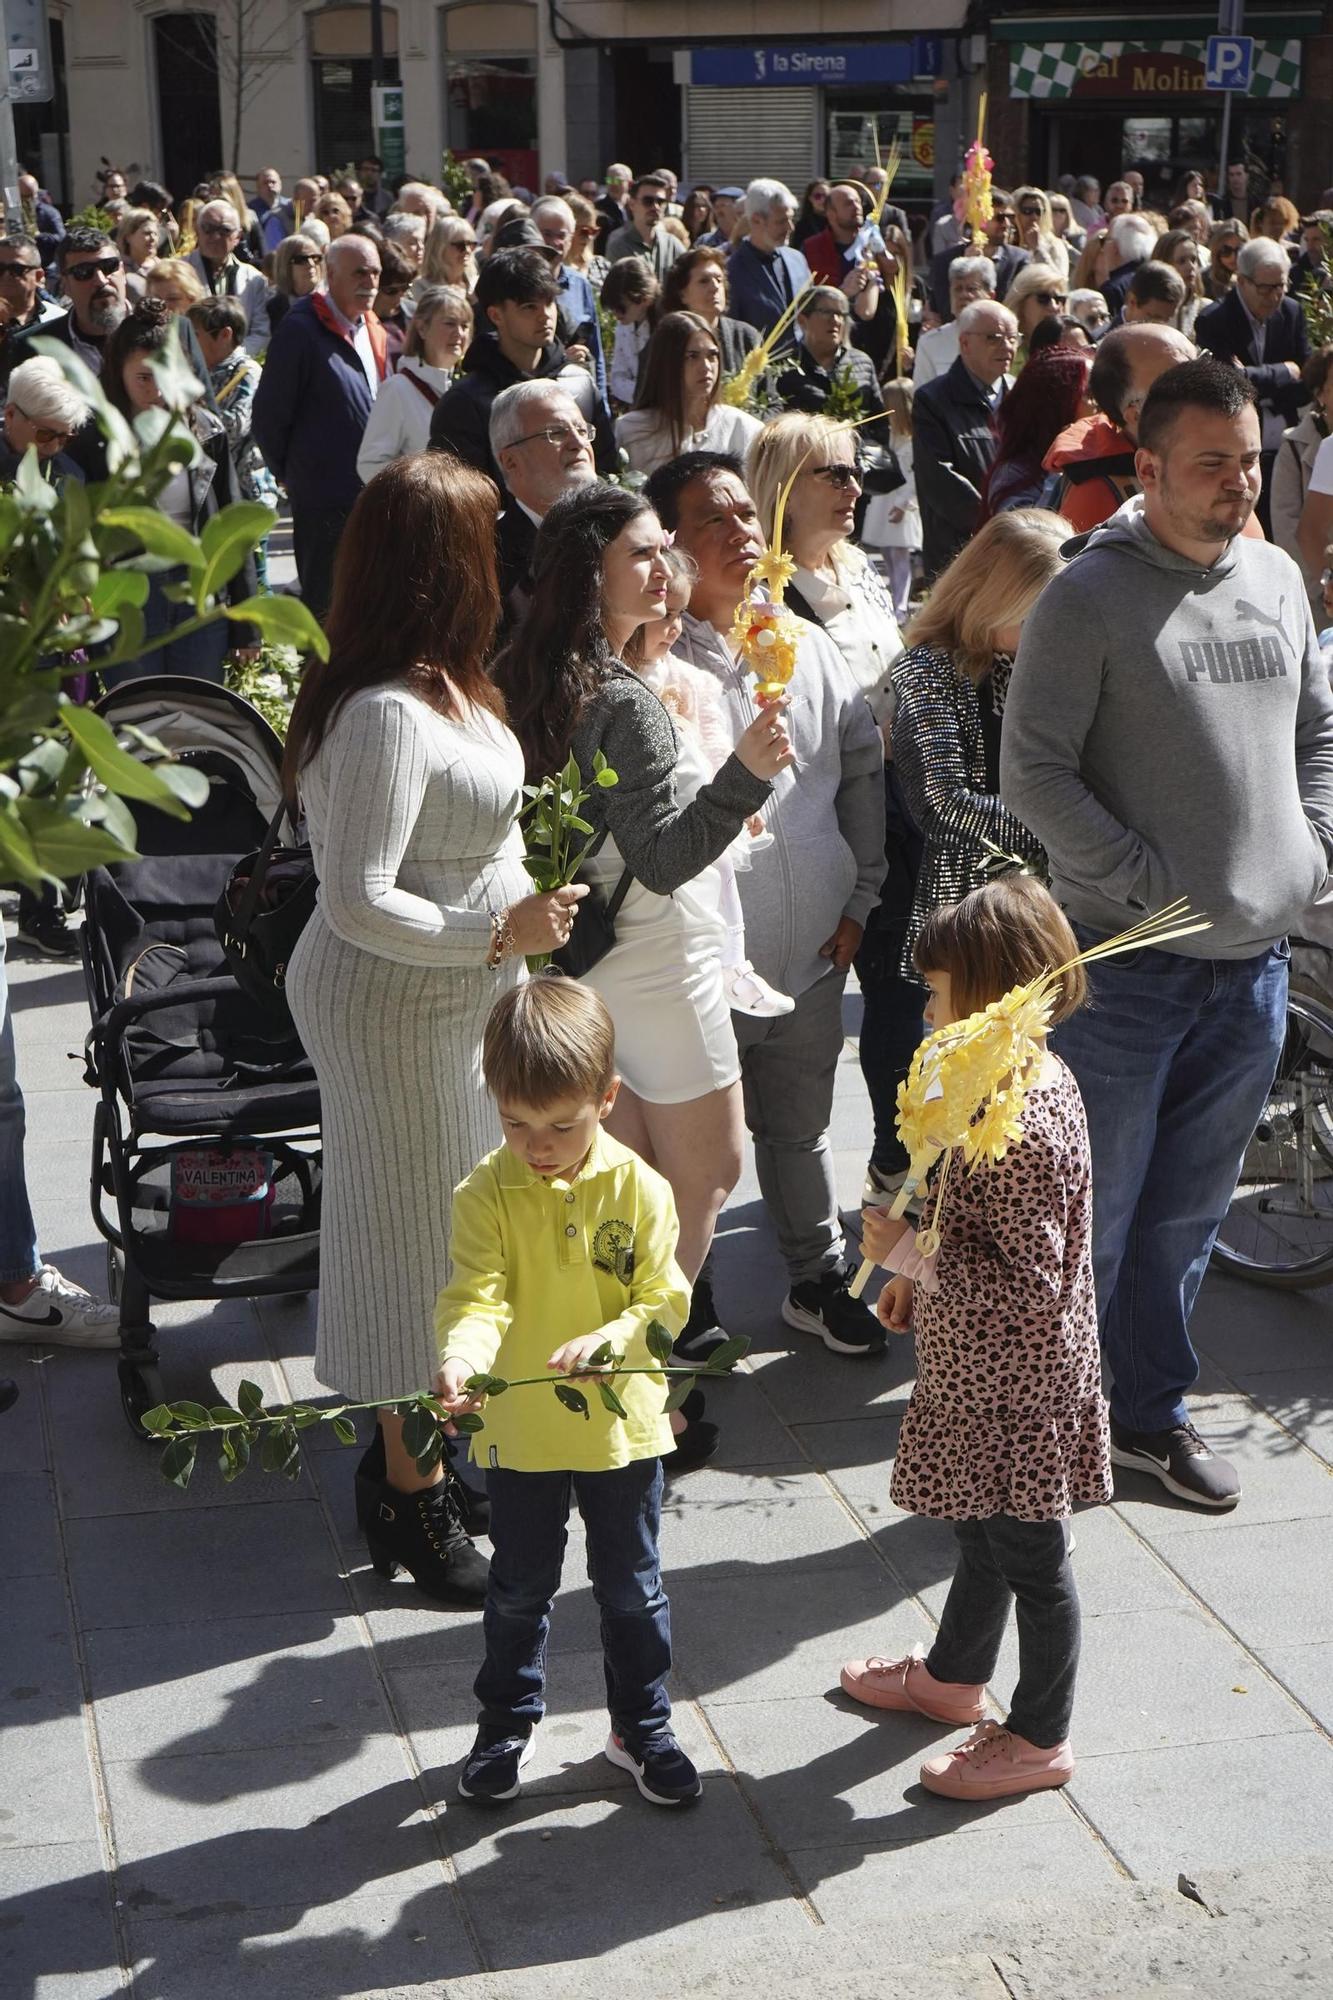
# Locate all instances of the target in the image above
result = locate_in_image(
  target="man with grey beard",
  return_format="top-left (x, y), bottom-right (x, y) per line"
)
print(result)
top-left (3, 227), bottom-right (128, 480)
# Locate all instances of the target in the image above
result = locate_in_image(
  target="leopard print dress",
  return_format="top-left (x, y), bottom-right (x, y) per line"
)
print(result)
top-left (891, 1060), bottom-right (1113, 1525)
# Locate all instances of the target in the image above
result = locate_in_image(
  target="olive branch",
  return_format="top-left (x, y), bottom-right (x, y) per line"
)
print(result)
top-left (139, 1320), bottom-right (749, 1490)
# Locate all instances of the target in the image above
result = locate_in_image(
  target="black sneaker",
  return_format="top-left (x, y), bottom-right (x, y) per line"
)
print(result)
top-left (16, 913), bottom-right (79, 960)
top-left (1109, 1417), bottom-right (1241, 1510)
top-left (782, 1267), bottom-right (885, 1356)
top-left (672, 1273), bottom-right (730, 1365)
top-left (605, 1729), bottom-right (702, 1806)
top-left (458, 1727), bottom-right (536, 1802)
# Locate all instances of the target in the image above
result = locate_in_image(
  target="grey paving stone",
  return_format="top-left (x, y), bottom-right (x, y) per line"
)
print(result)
top-left (743, 1332), bottom-right (915, 1420)
top-left (3, 1572), bottom-right (81, 1730)
top-left (64, 1503), bottom-right (346, 1630)
top-left (1145, 1516), bottom-right (1333, 1652)
top-left (1, 1707), bottom-right (104, 1850)
top-left (123, 1886), bottom-right (480, 1998)
top-left (1106, 1395), bottom-right (1333, 1538)
top-left (1262, 1639), bottom-right (1333, 1733)
top-left (104, 1739), bottom-right (446, 1922)
top-left (0, 1470), bottom-right (59, 1577)
top-left (1067, 1731), bottom-right (1333, 1878)
top-left (1072, 1603), bottom-right (1306, 1756)
top-left (17, 1083), bottom-right (98, 1136)
top-left (0, 1839), bottom-right (122, 2000)
top-left (671, 1563), bottom-right (934, 1706)
top-left (1194, 1269), bottom-right (1333, 1375)
top-left (446, 1782), bottom-right (813, 1973)
top-left (0, 1359), bottom-right (48, 1469)
top-left (656, 1476), bottom-right (883, 1579)
top-left (86, 1613), bottom-right (390, 1770)
top-left (788, 1816), bottom-right (1121, 1926)
top-left (1238, 1366), bottom-right (1333, 1467)
top-left (709, 1692), bottom-right (1070, 1854)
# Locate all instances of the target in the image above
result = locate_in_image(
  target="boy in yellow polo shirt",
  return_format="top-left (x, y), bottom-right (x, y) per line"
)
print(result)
top-left (435, 975), bottom-right (698, 1807)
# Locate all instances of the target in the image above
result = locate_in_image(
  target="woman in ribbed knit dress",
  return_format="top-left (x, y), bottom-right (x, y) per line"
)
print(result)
top-left (282, 454), bottom-right (585, 1602)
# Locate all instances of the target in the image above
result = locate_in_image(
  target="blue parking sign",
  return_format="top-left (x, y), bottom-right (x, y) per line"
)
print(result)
top-left (1204, 34), bottom-right (1254, 89)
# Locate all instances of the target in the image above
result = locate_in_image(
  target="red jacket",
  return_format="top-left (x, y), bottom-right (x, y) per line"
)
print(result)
top-left (802, 227), bottom-right (854, 287)
top-left (1044, 414), bottom-right (1266, 538)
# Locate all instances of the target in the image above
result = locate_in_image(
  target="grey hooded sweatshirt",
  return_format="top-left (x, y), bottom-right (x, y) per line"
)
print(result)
top-left (1000, 497), bottom-right (1333, 957)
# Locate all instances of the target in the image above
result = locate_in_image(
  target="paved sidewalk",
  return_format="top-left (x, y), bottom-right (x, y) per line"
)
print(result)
top-left (4, 924), bottom-right (1333, 1998)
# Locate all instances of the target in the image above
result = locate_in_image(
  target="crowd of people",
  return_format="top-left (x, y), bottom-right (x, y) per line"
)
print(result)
top-left (4, 144), bottom-right (1333, 1812)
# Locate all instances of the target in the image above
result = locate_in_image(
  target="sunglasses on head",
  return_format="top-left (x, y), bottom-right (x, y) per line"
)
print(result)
top-left (65, 257), bottom-right (121, 282)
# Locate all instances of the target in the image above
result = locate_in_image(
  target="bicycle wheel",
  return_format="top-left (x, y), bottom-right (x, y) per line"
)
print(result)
top-left (1212, 991), bottom-right (1333, 1288)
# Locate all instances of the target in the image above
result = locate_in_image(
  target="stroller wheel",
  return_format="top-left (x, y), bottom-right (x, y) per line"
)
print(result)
top-left (119, 1358), bottom-right (166, 1440)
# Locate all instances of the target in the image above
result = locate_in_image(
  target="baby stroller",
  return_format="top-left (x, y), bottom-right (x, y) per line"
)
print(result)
top-left (79, 676), bottom-right (322, 1435)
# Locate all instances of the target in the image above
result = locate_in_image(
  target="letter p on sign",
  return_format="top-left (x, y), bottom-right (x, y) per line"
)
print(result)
top-left (1205, 34), bottom-right (1254, 90)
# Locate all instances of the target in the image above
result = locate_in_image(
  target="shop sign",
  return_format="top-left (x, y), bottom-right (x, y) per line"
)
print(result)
top-left (690, 38), bottom-right (940, 89)
top-left (912, 118), bottom-right (935, 171)
top-left (1008, 37), bottom-right (1301, 100)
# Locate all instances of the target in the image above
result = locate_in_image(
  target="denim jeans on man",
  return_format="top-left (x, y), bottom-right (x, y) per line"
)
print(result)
top-left (1054, 934), bottom-right (1288, 1434)
top-left (928, 1516), bottom-right (1080, 1747)
top-left (477, 1458), bottom-right (672, 1747)
top-left (0, 930), bottom-right (40, 1286)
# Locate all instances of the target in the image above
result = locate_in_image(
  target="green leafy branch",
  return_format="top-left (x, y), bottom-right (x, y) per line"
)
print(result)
top-left (139, 1320), bottom-right (749, 1489)
top-left (519, 750), bottom-right (618, 967)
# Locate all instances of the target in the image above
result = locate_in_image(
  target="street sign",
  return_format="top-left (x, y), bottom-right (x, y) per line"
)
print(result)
top-left (372, 83), bottom-right (405, 180)
top-left (1205, 34), bottom-right (1254, 89)
top-left (3, 0), bottom-right (54, 103)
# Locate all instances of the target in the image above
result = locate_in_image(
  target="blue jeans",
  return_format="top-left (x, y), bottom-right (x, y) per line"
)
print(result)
top-left (100, 567), bottom-right (229, 691)
top-left (477, 1458), bottom-right (672, 1748)
top-left (1054, 934), bottom-right (1289, 1433)
top-left (0, 931), bottom-right (40, 1285)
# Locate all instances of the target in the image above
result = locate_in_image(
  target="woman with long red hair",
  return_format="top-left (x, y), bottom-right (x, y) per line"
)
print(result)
top-left (283, 453), bottom-right (583, 1604)
top-left (979, 348), bottom-right (1092, 521)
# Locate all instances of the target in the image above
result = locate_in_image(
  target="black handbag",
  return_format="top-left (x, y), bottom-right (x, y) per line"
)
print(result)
top-left (551, 826), bottom-right (634, 979)
top-left (214, 800), bottom-right (318, 1028)
top-left (860, 441), bottom-right (907, 496)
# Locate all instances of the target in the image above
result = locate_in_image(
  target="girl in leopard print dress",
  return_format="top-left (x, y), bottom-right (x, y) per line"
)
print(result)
top-left (842, 877), bottom-right (1112, 1802)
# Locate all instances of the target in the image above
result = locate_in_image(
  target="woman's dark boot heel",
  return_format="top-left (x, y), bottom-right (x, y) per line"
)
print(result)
top-left (364, 1478), bottom-right (490, 1605)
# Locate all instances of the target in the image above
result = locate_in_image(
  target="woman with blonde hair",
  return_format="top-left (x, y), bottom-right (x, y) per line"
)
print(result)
top-left (1004, 262), bottom-right (1069, 364)
top-left (144, 256), bottom-right (207, 316)
top-left (313, 191), bottom-right (353, 241)
top-left (615, 311), bottom-right (761, 474)
top-left (1012, 188), bottom-right (1070, 281)
top-left (116, 207), bottom-right (160, 294)
top-left (423, 214), bottom-right (479, 293)
top-left (1204, 217), bottom-right (1248, 300)
top-left (265, 233), bottom-right (324, 335)
top-left (889, 508), bottom-right (1068, 976)
top-left (356, 286), bottom-right (474, 481)
top-left (564, 192), bottom-right (610, 292)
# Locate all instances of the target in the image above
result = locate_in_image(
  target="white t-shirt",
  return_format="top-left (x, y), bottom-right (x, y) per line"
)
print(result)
top-left (1309, 432), bottom-right (1333, 497)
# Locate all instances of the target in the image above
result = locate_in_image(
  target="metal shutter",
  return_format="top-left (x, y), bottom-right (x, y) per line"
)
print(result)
top-left (684, 87), bottom-right (818, 194)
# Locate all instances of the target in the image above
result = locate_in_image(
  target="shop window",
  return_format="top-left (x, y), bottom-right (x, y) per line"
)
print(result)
top-left (311, 6), bottom-right (400, 173)
top-left (153, 14), bottom-right (224, 200)
top-left (441, 3), bottom-right (536, 189)
top-left (827, 106), bottom-right (934, 200)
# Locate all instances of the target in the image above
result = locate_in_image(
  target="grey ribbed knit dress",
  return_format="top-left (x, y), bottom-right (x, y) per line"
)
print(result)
top-left (287, 685), bottom-right (528, 1402)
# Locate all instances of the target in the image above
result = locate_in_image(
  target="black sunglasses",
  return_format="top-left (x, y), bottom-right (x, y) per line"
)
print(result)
top-left (64, 257), bottom-right (122, 281)
top-left (1031, 290), bottom-right (1067, 307)
top-left (291, 252), bottom-right (323, 266)
top-left (1018, 204), bottom-right (1044, 217)
top-left (0, 259), bottom-right (39, 279)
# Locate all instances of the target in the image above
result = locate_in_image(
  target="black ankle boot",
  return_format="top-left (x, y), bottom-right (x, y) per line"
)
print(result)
top-left (355, 1428), bottom-right (490, 1536)
top-left (364, 1476), bottom-right (491, 1605)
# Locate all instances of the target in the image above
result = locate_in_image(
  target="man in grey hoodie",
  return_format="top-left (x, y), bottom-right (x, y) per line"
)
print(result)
top-left (646, 452), bottom-right (887, 1357)
top-left (1002, 357), bottom-right (1333, 1510)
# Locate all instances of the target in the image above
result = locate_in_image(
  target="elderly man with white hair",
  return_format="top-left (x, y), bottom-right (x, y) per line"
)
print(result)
top-left (185, 200), bottom-right (270, 355)
top-left (254, 232), bottom-right (386, 620)
top-left (487, 378), bottom-right (598, 631)
top-left (1099, 212), bottom-right (1159, 319)
top-left (391, 181), bottom-right (451, 233)
top-left (0, 356), bottom-right (90, 483)
top-left (913, 254), bottom-right (997, 386)
top-left (1196, 233), bottom-right (1312, 530)
top-left (913, 297), bottom-right (1018, 578)
top-left (727, 178), bottom-right (812, 345)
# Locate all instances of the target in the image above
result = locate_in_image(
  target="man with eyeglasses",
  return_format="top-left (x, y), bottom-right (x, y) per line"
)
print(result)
top-left (487, 380), bottom-right (598, 633)
top-left (928, 190), bottom-right (1029, 318)
top-left (1196, 236), bottom-right (1311, 533)
top-left (778, 287), bottom-right (883, 426)
top-left (2, 227), bottom-right (127, 478)
top-left (913, 299), bottom-right (1017, 578)
top-left (0, 233), bottom-right (62, 374)
top-left (184, 201), bottom-right (269, 357)
top-left (254, 234), bottom-right (388, 621)
top-left (605, 175), bottom-right (683, 282)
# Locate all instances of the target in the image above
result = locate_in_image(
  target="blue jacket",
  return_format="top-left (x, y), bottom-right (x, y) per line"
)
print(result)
top-left (252, 294), bottom-right (376, 512)
top-left (726, 240), bottom-right (812, 345)
top-left (557, 265), bottom-right (606, 399)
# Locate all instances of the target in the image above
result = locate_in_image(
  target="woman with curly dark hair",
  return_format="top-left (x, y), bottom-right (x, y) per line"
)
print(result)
top-left (978, 346), bottom-right (1092, 521)
top-left (496, 483), bottom-right (792, 1455)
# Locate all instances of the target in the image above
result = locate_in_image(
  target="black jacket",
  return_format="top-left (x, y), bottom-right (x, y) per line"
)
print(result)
top-left (428, 333), bottom-right (616, 485)
top-left (495, 503), bottom-right (538, 640)
top-left (776, 343), bottom-right (885, 429)
top-left (1100, 259), bottom-right (1143, 318)
top-left (912, 356), bottom-right (1003, 581)
top-left (1194, 289), bottom-right (1312, 423)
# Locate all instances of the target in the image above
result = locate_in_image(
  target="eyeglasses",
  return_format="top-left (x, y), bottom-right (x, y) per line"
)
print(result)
top-left (0, 260), bottom-right (38, 279)
top-left (1246, 277), bottom-right (1287, 297)
top-left (198, 222), bottom-right (237, 238)
top-left (974, 329), bottom-right (1018, 345)
top-left (291, 252), bottom-right (323, 266)
top-left (1218, 243), bottom-right (1239, 258)
top-left (9, 400), bottom-right (72, 447)
top-left (811, 464), bottom-right (861, 490)
top-left (1030, 291), bottom-right (1067, 308)
top-left (637, 194), bottom-right (666, 208)
top-left (1018, 204), bottom-right (1044, 218)
top-left (378, 280), bottom-right (410, 296)
top-left (510, 421), bottom-right (595, 450)
top-left (65, 257), bottom-right (122, 282)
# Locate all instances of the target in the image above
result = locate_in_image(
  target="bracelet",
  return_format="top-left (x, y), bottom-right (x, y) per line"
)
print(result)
top-left (486, 906), bottom-right (516, 969)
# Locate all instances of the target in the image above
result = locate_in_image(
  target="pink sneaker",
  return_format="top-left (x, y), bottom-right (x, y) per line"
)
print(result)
top-left (920, 1720), bottom-right (1075, 1800)
top-left (840, 1644), bottom-right (987, 1726)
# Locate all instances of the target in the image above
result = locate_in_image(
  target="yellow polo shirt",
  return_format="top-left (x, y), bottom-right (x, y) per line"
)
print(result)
top-left (435, 1129), bottom-right (688, 1473)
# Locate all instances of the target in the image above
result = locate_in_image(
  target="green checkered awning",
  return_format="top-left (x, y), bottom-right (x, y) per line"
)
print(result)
top-left (1008, 37), bottom-right (1302, 98)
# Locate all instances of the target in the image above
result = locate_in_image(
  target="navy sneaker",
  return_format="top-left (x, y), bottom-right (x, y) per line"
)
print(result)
top-left (457, 1727), bottom-right (536, 1802)
top-left (605, 1729), bottom-right (702, 1806)
top-left (782, 1266), bottom-right (885, 1357)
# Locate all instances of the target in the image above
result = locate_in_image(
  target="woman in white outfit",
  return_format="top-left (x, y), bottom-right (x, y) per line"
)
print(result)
top-left (283, 455), bottom-right (584, 1598)
top-left (615, 312), bottom-right (762, 476)
top-left (356, 285), bottom-right (472, 482)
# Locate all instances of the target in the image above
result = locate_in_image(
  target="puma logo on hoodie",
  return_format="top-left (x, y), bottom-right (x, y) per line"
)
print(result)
top-left (1180, 597), bottom-right (1292, 683)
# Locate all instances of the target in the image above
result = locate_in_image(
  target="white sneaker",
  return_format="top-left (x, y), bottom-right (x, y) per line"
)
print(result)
top-left (0, 1265), bottom-right (121, 1350)
top-left (724, 962), bottom-right (795, 1018)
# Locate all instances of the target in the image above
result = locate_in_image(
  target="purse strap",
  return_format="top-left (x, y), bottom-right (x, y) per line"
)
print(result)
top-left (574, 819), bottom-right (634, 917)
top-left (228, 799), bottom-right (298, 940)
